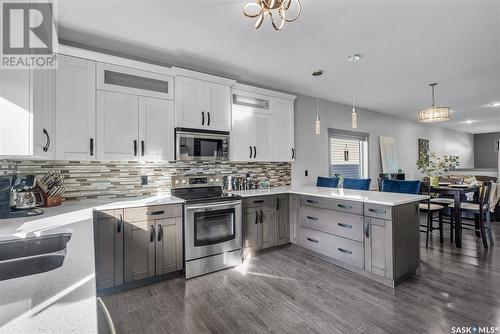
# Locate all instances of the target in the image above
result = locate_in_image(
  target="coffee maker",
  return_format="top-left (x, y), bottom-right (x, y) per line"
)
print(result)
top-left (0, 175), bottom-right (44, 219)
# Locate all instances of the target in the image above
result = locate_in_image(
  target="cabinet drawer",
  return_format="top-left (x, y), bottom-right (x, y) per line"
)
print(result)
top-left (300, 206), bottom-right (363, 242)
top-left (364, 203), bottom-right (392, 220)
top-left (300, 196), bottom-right (363, 215)
top-left (243, 196), bottom-right (275, 208)
top-left (299, 227), bottom-right (364, 269)
top-left (124, 204), bottom-right (182, 222)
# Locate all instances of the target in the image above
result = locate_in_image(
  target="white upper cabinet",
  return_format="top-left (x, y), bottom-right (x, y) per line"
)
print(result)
top-left (97, 91), bottom-right (139, 161)
top-left (56, 55), bottom-right (96, 160)
top-left (231, 84), bottom-right (295, 162)
top-left (0, 68), bottom-right (55, 158)
top-left (139, 96), bottom-right (174, 161)
top-left (97, 63), bottom-right (173, 100)
top-left (271, 98), bottom-right (295, 162)
top-left (32, 69), bottom-right (56, 159)
top-left (173, 68), bottom-right (235, 132)
top-left (205, 82), bottom-right (231, 131)
top-left (175, 76), bottom-right (205, 129)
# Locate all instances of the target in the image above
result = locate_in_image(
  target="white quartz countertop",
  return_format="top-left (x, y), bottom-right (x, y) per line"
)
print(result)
top-left (0, 194), bottom-right (184, 334)
top-left (231, 186), bottom-right (428, 206)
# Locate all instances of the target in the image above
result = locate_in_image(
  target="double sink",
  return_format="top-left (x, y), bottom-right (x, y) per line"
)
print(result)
top-left (0, 230), bottom-right (72, 281)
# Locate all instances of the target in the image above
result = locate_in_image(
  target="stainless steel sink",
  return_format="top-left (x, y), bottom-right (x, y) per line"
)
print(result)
top-left (0, 230), bottom-right (72, 281)
top-left (0, 232), bottom-right (72, 261)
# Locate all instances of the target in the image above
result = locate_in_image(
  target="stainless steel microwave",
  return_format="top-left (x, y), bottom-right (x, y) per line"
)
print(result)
top-left (175, 128), bottom-right (230, 161)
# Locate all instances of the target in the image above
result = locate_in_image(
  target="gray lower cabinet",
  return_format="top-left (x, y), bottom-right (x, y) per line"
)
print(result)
top-left (242, 196), bottom-right (278, 257)
top-left (124, 219), bottom-right (155, 282)
top-left (95, 204), bottom-right (183, 291)
top-left (94, 209), bottom-right (124, 290)
top-left (275, 195), bottom-right (290, 246)
top-left (364, 217), bottom-right (393, 279)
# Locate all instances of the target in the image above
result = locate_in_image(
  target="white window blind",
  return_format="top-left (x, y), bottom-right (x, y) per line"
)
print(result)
top-left (330, 138), bottom-right (360, 165)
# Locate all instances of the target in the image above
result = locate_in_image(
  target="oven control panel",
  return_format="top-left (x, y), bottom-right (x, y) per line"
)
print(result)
top-left (171, 175), bottom-right (223, 189)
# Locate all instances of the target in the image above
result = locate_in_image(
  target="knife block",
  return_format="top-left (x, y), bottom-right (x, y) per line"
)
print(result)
top-left (34, 185), bottom-right (63, 207)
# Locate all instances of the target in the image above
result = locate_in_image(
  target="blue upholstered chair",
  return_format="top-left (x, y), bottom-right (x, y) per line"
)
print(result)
top-left (342, 178), bottom-right (371, 191)
top-left (380, 179), bottom-right (421, 194)
top-left (316, 176), bottom-right (340, 188)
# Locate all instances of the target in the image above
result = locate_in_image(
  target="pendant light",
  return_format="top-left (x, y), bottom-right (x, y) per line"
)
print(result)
top-left (243, 0), bottom-right (302, 31)
top-left (417, 83), bottom-right (451, 123)
top-left (347, 54), bottom-right (361, 129)
top-left (312, 70), bottom-right (323, 135)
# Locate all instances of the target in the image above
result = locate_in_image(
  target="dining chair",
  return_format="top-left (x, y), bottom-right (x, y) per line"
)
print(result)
top-left (449, 181), bottom-right (494, 248)
top-left (380, 179), bottom-right (421, 194)
top-left (419, 182), bottom-right (445, 247)
top-left (316, 176), bottom-right (340, 188)
top-left (342, 178), bottom-right (371, 191)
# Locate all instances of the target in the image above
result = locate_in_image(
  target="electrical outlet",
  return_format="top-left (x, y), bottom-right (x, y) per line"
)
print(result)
top-left (305, 170), bottom-right (308, 177)
top-left (141, 175), bottom-right (148, 186)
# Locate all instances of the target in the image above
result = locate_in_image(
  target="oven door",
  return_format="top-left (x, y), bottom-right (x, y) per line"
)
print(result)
top-left (175, 129), bottom-right (229, 161)
top-left (185, 201), bottom-right (242, 261)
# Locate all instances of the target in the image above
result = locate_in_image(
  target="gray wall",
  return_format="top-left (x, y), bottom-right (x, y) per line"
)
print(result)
top-left (292, 95), bottom-right (474, 187)
top-left (474, 132), bottom-right (500, 168)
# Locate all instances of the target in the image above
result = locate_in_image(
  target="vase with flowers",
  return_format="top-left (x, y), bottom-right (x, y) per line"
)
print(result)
top-left (416, 152), bottom-right (460, 186)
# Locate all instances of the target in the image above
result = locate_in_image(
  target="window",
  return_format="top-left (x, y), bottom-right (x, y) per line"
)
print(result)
top-left (329, 129), bottom-right (369, 179)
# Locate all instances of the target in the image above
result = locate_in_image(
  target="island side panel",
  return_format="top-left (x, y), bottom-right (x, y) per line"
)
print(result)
top-left (392, 202), bottom-right (420, 284)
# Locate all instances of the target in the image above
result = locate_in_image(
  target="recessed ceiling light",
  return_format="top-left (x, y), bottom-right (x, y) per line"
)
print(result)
top-left (312, 70), bottom-right (323, 77)
top-left (487, 102), bottom-right (500, 107)
top-left (347, 54), bottom-right (361, 62)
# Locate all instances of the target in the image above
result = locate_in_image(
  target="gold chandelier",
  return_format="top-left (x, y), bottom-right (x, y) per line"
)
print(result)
top-left (243, 0), bottom-right (302, 31)
top-left (417, 83), bottom-right (451, 123)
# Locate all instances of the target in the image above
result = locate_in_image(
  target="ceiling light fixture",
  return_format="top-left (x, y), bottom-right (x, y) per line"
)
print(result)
top-left (243, 0), bottom-right (302, 31)
top-left (417, 83), bottom-right (451, 123)
top-left (312, 69), bottom-right (323, 135)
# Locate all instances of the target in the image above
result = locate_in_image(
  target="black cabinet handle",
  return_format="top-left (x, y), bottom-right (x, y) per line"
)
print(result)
top-left (276, 198), bottom-right (280, 211)
top-left (249, 146), bottom-right (253, 159)
top-left (116, 214), bottom-right (123, 233)
top-left (338, 248), bottom-right (352, 255)
top-left (306, 199), bottom-right (318, 204)
top-left (157, 224), bottom-right (163, 242)
top-left (150, 225), bottom-right (155, 242)
top-left (337, 223), bottom-right (352, 229)
top-left (306, 216), bottom-right (318, 221)
top-left (207, 112), bottom-right (211, 126)
top-left (147, 210), bottom-right (165, 216)
top-left (253, 146), bottom-right (257, 158)
top-left (202, 111), bottom-right (205, 126)
top-left (260, 209), bottom-right (263, 224)
top-left (365, 219), bottom-right (370, 238)
top-left (90, 138), bottom-right (94, 156)
top-left (42, 129), bottom-right (50, 152)
top-left (369, 208), bottom-right (386, 214)
top-left (291, 148), bottom-right (295, 159)
top-left (133, 140), bottom-right (137, 156)
top-left (337, 204), bottom-right (352, 209)
top-left (254, 211), bottom-right (259, 225)
top-left (307, 237), bottom-right (318, 243)
top-left (253, 200), bottom-right (264, 204)
top-left (141, 141), bottom-right (145, 156)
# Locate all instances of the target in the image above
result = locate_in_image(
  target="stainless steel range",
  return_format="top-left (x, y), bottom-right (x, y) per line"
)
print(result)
top-left (171, 175), bottom-right (242, 279)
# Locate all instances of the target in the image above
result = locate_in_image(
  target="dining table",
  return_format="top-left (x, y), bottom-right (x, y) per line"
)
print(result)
top-left (430, 184), bottom-right (481, 248)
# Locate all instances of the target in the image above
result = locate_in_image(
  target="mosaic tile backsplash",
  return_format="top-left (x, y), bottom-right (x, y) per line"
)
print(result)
top-left (1, 160), bottom-right (291, 201)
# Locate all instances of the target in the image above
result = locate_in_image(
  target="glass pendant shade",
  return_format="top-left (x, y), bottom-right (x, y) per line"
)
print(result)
top-left (315, 116), bottom-right (321, 135)
top-left (418, 83), bottom-right (450, 123)
top-left (351, 107), bottom-right (357, 129)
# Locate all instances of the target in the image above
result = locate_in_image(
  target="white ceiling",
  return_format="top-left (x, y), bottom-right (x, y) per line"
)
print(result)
top-left (56, 0), bottom-right (500, 134)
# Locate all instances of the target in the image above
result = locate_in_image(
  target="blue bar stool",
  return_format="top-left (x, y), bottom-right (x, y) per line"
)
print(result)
top-left (316, 176), bottom-right (340, 188)
top-left (342, 178), bottom-right (371, 191)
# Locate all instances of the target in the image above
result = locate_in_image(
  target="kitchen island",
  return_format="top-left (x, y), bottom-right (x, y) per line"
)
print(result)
top-left (232, 186), bottom-right (428, 287)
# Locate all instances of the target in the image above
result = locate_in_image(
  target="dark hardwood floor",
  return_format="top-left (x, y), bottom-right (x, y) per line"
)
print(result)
top-left (103, 220), bottom-right (500, 334)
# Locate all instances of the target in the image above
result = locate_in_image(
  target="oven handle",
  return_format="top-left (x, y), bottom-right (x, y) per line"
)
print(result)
top-left (186, 200), bottom-right (242, 210)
